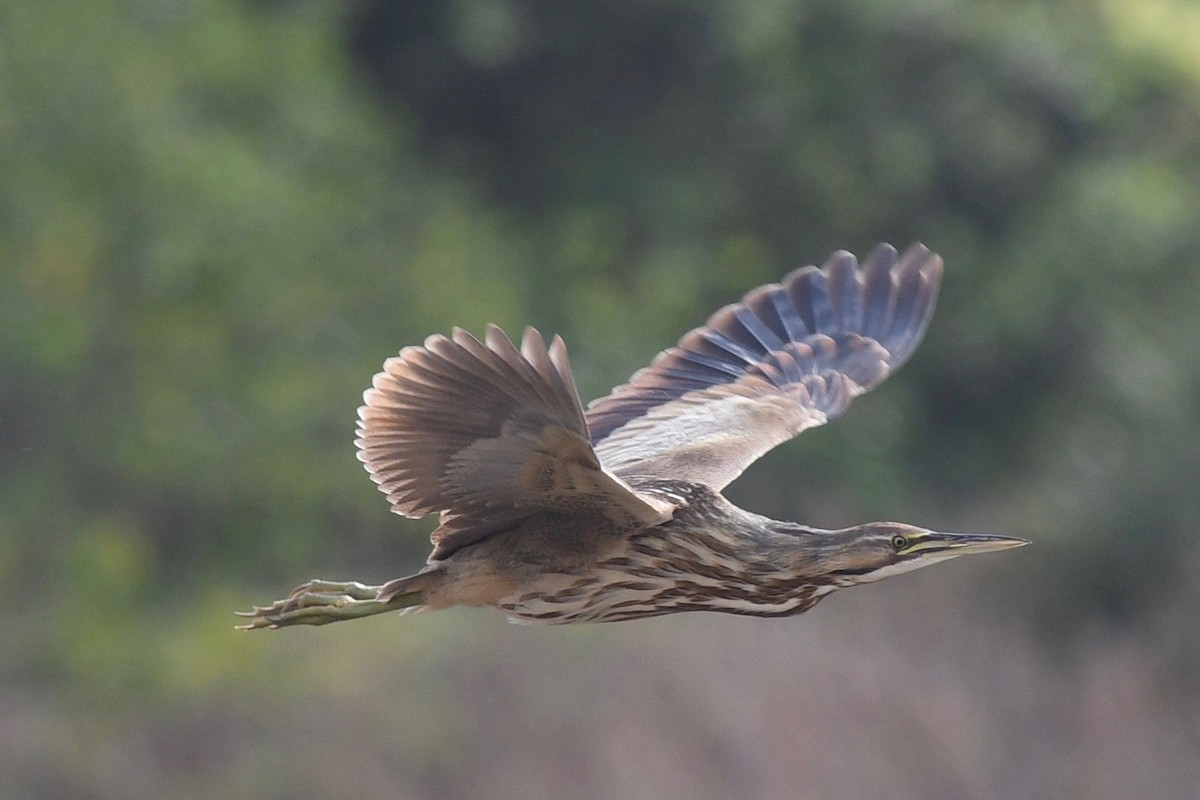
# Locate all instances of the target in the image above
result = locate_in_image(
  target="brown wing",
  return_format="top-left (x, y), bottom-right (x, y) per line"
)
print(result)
top-left (356, 325), bottom-right (672, 560)
top-left (586, 243), bottom-right (943, 489)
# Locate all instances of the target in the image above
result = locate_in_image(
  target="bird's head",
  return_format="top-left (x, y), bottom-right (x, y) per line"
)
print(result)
top-left (816, 522), bottom-right (1029, 585)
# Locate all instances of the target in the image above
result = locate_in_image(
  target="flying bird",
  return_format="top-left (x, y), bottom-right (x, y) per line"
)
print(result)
top-left (239, 243), bottom-right (1026, 629)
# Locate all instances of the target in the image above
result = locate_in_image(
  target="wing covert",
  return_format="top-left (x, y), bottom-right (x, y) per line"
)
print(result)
top-left (357, 325), bottom-right (672, 560)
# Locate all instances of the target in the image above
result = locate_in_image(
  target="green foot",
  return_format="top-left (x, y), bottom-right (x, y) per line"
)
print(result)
top-left (236, 579), bottom-right (403, 630)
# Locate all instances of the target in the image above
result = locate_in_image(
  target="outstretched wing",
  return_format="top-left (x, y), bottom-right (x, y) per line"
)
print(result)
top-left (586, 243), bottom-right (943, 490)
top-left (356, 325), bottom-right (672, 560)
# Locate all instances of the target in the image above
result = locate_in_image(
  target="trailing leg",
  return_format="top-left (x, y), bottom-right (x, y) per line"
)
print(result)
top-left (236, 576), bottom-right (428, 630)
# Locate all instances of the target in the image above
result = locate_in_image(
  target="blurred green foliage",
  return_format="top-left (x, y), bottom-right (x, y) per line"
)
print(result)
top-left (3, 1), bottom-right (1200, 797)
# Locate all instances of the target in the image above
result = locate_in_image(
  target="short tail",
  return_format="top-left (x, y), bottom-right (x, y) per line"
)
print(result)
top-left (378, 568), bottom-right (438, 606)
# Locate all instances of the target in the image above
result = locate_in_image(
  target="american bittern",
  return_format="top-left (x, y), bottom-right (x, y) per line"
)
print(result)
top-left (239, 243), bottom-right (1026, 629)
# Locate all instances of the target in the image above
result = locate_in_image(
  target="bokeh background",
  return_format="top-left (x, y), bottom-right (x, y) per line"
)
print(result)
top-left (4, 1), bottom-right (1200, 798)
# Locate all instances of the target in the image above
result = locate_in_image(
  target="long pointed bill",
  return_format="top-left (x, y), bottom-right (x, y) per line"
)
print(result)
top-left (915, 532), bottom-right (1030, 556)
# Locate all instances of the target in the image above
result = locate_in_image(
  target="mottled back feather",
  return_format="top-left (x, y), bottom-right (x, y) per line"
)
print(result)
top-left (585, 243), bottom-right (943, 489)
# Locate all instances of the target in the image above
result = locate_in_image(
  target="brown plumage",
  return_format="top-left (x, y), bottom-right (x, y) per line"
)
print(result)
top-left (238, 243), bottom-right (1026, 630)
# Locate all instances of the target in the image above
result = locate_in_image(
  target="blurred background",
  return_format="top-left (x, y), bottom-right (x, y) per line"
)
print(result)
top-left (3, 1), bottom-right (1199, 798)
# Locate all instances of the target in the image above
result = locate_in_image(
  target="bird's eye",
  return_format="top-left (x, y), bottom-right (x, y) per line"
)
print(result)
top-left (891, 535), bottom-right (908, 551)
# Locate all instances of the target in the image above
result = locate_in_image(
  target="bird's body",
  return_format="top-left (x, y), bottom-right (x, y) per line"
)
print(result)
top-left (240, 244), bottom-right (1026, 630)
top-left (416, 481), bottom-right (823, 625)
top-left (492, 482), bottom-right (840, 624)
